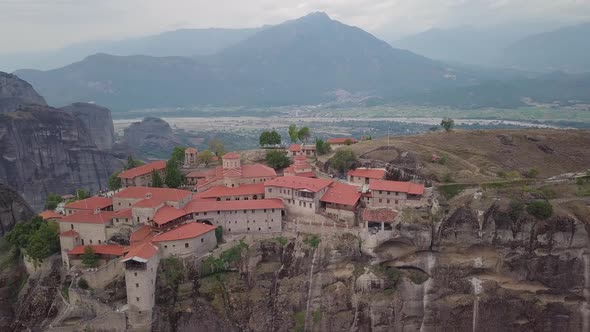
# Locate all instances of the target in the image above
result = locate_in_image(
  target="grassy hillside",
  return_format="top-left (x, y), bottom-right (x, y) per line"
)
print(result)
top-left (348, 129), bottom-right (590, 184)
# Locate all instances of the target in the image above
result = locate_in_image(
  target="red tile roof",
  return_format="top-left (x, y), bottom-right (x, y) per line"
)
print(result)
top-left (152, 205), bottom-right (187, 226)
top-left (288, 144), bottom-right (302, 152)
top-left (113, 208), bottom-right (132, 219)
top-left (362, 209), bottom-right (398, 223)
top-left (68, 244), bottom-right (125, 256)
top-left (242, 164), bottom-right (277, 178)
top-left (122, 242), bottom-right (159, 262)
top-left (194, 183), bottom-right (265, 199)
top-left (130, 225), bottom-right (154, 244)
top-left (369, 180), bottom-right (425, 195)
top-left (264, 176), bottom-right (332, 192)
top-left (65, 196), bottom-right (113, 211)
top-left (114, 187), bottom-right (191, 202)
top-left (152, 222), bottom-right (216, 242)
top-left (284, 166), bottom-right (316, 178)
top-left (59, 210), bottom-right (116, 224)
top-left (327, 138), bottom-right (358, 144)
top-left (320, 182), bottom-right (362, 206)
top-left (60, 230), bottom-right (79, 237)
top-left (223, 152), bottom-right (240, 159)
top-left (185, 198), bottom-right (284, 214)
top-left (118, 160), bottom-right (166, 179)
top-left (348, 168), bottom-right (386, 180)
top-left (39, 210), bottom-right (63, 220)
top-left (132, 198), bottom-right (165, 208)
top-left (187, 169), bottom-right (215, 178)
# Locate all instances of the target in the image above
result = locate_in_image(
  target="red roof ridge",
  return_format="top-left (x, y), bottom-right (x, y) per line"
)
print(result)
top-left (65, 196), bottom-right (113, 210)
top-left (152, 222), bottom-right (216, 242)
top-left (118, 160), bottom-right (166, 179)
top-left (68, 244), bottom-right (125, 256)
top-left (122, 242), bottom-right (159, 262)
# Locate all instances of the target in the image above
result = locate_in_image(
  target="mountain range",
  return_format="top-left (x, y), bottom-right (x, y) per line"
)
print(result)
top-left (395, 22), bottom-right (590, 73)
top-left (8, 13), bottom-right (590, 111)
top-left (14, 13), bottom-right (474, 110)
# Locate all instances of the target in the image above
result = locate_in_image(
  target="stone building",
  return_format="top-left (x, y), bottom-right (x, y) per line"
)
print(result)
top-left (184, 147), bottom-right (198, 167)
top-left (327, 137), bottom-right (358, 149)
top-left (347, 168), bottom-right (386, 186)
top-left (284, 155), bottom-right (315, 178)
top-left (264, 176), bottom-right (332, 217)
top-left (363, 180), bottom-right (425, 209)
top-left (301, 144), bottom-right (317, 157)
top-left (151, 222), bottom-right (217, 258)
top-left (118, 160), bottom-right (167, 188)
top-left (64, 196), bottom-right (113, 215)
top-left (287, 144), bottom-right (303, 157)
top-left (362, 208), bottom-right (398, 232)
top-left (39, 210), bottom-right (63, 221)
top-left (195, 152), bottom-right (277, 192)
top-left (194, 183), bottom-right (265, 201)
top-left (122, 242), bottom-right (160, 330)
top-left (319, 182), bottom-right (362, 224)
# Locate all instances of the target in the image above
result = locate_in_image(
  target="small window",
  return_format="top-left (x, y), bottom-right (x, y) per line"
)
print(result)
top-left (387, 199), bottom-right (390, 204)
top-left (164, 245), bottom-right (168, 248)
top-left (217, 211), bottom-right (220, 214)
top-left (134, 272), bottom-right (138, 277)
top-left (272, 209), bottom-right (275, 212)
top-left (245, 197), bottom-right (249, 200)
top-left (264, 209), bottom-right (267, 212)
top-left (70, 224), bottom-right (74, 230)
top-left (204, 212), bottom-right (207, 216)
top-left (136, 283), bottom-right (139, 287)
top-left (136, 297), bottom-right (140, 302)
top-left (252, 210), bottom-right (255, 213)
top-left (379, 199), bottom-right (382, 203)
top-left (244, 210), bottom-right (247, 213)
top-left (98, 240), bottom-right (102, 244)
top-left (185, 243), bottom-right (189, 248)
top-left (247, 227), bottom-right (250, 231)
top-left (201, 238), bottom-right (204, 243)
top-left (81, 239), bottom-right (85, 245)
top-left (258, 227), bottom-right (261, 231)
top-left (89, 239), bottom-right (93, 244)
top-left (172, 244), bottom-right (175, 247)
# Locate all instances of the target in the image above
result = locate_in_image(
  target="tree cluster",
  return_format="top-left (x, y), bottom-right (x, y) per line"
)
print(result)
top-left (5, 216), bottom-right (60, 263)
top-left (265, 150), bottom-right (291, 170)
top-left (259, 130), bottom-right (282, 146)
top-left (331, 148), bottom-right (358, 174)
top-left (208, 138), bottom-right (226, 157)
top-left (165, 146), bottom-right (186, 188)
top-left (288, 125), bottom-right (311, 143)
top-left (81, 246), bottom-right (98, 268)
top-left (198, 150), bottom-right (215, 166)
top-left (315, 139), bottom-right (332, 155)
top-left (45, 194), bottom-right (63, 210)
top-left (526, 200), bottom-right (553, 220)
top-left (440, 118), bottom-right (455, 132)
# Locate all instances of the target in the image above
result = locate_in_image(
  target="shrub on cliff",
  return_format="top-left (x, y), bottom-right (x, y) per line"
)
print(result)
top-left (527, 200), bottom-right (553, 220)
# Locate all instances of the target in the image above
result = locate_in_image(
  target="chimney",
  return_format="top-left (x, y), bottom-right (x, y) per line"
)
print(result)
top-left (145, 192), bottom-right (152, 199)
top-left (94, 208), bottom-right (101, 215)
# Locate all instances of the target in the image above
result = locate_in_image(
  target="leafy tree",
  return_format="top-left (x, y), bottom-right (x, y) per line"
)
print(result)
top-left (344, 138), bottom-right (354, 146)
top-left (45, 194), bottom-right (63, 210)
top-left (81, 246), bottom-right (98, 268)
top-left (198, 150), bottom-right (215, 166)
top-left (75, 189), bottom-right (90, 200)
top-left (108, 170), bottom-right (122, 191)
top-left (208, 138), bottom-right (225, 157)
top-left (524, 168), bottom-right (540, 179)
top-left (297, 127), bottom-right (310, 143)
top-left (265, 150), bottom-right (291, 170)
top-left (260, 130), bottom-right (282, 146)
top-left (527, 200), bottom-right (553, 220)
top-left (440, 118), bottom-right (455, 132)
top-left (215, 226), bottom-right (223, 244)
top-left (125, 156), bottom-right (144, 170)
top-left (5, 216), bottom-right (43, 248)
top-left (25, 222), bottom-right (60, 262)
top-left (164, 159), bottom-right (184, 188)
top-left (163, 256), bottom-right (185, 294)
top-left (288, 124), bottom-right (299, 143)
top-left (316, 139), bottom-right (332, 155)
top-left (170, 146), bottom-right (186, 165)
top-left (151, 169), bottom-right (164, 187)
top-left (331, 148), bottom-right (357, 174)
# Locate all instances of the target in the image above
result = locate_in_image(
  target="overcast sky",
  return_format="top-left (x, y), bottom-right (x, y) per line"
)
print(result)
top-left (1, 0), bottom-right (590, 53)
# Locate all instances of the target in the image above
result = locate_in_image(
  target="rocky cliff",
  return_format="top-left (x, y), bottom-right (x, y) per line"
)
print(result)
top-left (0, 105), bottom-right (119, 211)
top-left (148, 195), bottom-right (590, 332)
top-left (0, 183), bottom-right (33, 236)
top-left (0, 72), bottom-right (47, 113)
top-left (60, 102), bottom-right (116, 150)
top-left (123, 117), bottom-right (181, 159)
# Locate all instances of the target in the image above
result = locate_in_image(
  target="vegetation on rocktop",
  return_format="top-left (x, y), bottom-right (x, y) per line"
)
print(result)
top-left (81, 246), bottom-right (98, 268)
top-left (288, 125), bottom-right (311, 143)
top-left (259, 130), bottom-right (282, 147)
top-left (5, 215), bottom-right (60, 263)
top-left (201, 241), bottom-right (248, 276)
top-left (165, 146), bottom-right (186, 188)
top-left (526, 200), bottom-right (553, 220)
top-left (45, 194), bottom-right (63, 210)
top-left (330, 148), bottom-right (358, 174)
top-left (315, 139), bottom-right (331, 155)
top-left (265, 149), bottom-right (291, 170)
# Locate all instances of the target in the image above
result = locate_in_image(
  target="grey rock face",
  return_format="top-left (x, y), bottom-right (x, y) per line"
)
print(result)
top-left (0, 105), bottom-right (119, 211)
top-left (123, 117), bottom-right (181, 158)
top-left (60, 102), bottom-right (115, 150)
top-left (0, 183), bottom-right (34, 235)
top-left (0, 72), bottom-right (47, 113)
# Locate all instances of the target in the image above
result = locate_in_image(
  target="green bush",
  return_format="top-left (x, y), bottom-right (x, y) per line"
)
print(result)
top-left (526, 200), bottom-right (553, 220)
top-left (442, 172), bottom-right (454, 183)
top-left (438, 184), bottom-right (469, 199)
top-left (265, 150), bottom-right (291, 170)
top-left (523, 168), bottom-right (540, 179)
top-left (214, 226), bottom-right (223, 244)
top-left (330, 149), bottom-right (357, 174)
top-left (303, 235), bottom-right (320, 248)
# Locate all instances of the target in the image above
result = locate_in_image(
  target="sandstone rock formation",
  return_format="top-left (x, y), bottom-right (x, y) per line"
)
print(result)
top-left (60, 102), bottom-right (116, 150)
top-left (0, 72), bottom-right (47, 113)
top-left (0, 183), bottom-right (33, 236)
top-left (0, 105), bottom-right (119, 211)
top-left (123, 117), bottom-right (181, 158)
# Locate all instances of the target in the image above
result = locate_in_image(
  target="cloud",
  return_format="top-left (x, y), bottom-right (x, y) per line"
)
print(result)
top-left (0, 0), bottom-right (589, 53)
